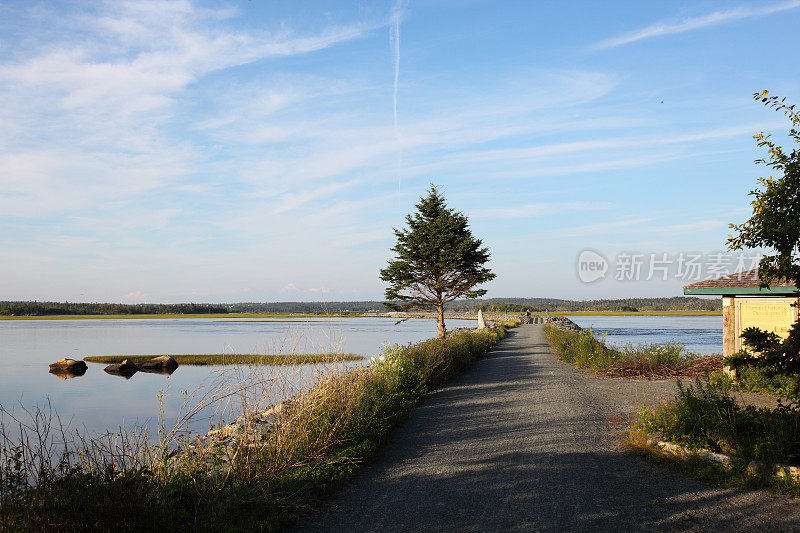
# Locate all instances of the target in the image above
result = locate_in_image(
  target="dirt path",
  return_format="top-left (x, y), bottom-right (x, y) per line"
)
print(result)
top-left (298, 324), bottom-right (799, 532)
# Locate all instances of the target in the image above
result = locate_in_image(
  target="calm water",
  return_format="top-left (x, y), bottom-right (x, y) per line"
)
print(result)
top-left (565, 315), bottom-right (722, 354)
top-left (0, 315), bottom-right (722, 438)
top-left (0, 317), bottom-right (470, 438)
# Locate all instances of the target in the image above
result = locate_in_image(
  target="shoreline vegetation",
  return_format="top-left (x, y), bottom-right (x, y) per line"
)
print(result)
top-left (0, 321), bottom-right (518, 530)
top-left (84, 353), bottom-right (363, 366)
top-left (0, 296), bottom-right (721, 318)
top-left (544, 322), bottom-right (723, 379)
top-left (627, 379), bottom-right (800, 497)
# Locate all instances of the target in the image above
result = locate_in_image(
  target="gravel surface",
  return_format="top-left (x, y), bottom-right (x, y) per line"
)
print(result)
top-left (298, 324), bottom-right (800, 532)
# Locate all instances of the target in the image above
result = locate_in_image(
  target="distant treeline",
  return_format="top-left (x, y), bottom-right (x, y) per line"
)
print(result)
top-left (0, 301), bottom-right (229, 316)
top-left (229, 297), bottom-right (719, 314)
top-left (1, 296), bottom-right (720, 317)
top-left (456, 297), bottom-right (721, 313)
top-left (230, 301), bottom-right (387, 314)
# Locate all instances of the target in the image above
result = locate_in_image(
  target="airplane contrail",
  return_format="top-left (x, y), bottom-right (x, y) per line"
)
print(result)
top-left (390, 0), bottom-right (405, 194)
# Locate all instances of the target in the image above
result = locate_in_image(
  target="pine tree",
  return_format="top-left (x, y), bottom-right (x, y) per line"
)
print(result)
top-left (380, 186), bottom-right (495, 338)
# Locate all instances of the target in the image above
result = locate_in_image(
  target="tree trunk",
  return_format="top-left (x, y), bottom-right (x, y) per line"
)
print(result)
top-left (436, 302), bottom-right (446, 338)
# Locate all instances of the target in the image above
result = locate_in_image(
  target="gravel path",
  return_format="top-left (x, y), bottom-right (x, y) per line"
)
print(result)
top-left (298, 324), bottom-right (800, 532)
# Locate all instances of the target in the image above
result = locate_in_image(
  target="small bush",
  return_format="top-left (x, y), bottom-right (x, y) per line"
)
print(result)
top-left (636, 378), bottom-right (800, 466)
top-left (710, 366), bottom-right (800, 398)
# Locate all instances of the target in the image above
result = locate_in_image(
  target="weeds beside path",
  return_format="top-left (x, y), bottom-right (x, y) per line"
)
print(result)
top-left (545, 325), bottom-right (723, 379)
top-left (301, 325), bottom-right (799, 532)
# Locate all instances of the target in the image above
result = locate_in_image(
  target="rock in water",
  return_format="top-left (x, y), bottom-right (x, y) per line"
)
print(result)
top-left (104, 359), bottom-right (138, 379)
top-left (137, 355), bottom-right (179, 372)
top-left (477, 309), bottom-right (486, 330)
top-left (49, 358), bottom-right (88, 372)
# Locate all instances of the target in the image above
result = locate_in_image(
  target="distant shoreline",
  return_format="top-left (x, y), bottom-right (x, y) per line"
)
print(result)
top-left (0, 312), bottom-right (355, 320)
top-left (0, 310), bottom-right (722, 320)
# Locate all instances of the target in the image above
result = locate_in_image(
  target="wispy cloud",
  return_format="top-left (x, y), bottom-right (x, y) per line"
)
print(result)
top-left (472, 201), bottom-right (613, 219)
top-left (390, 0), bottom-right (406, 192)
top-left (397, 122), bottom-right (773, 181)
top-left (272, 179), bottom-right (363, 213)
top-left (594, 1), bottom-right (800, 49)
top-left (390, 0), bottom-right (405, 134)
top-left (550, 218), bottom-right (724, 240)
top-left (0, 0), bottom-right (377, 215)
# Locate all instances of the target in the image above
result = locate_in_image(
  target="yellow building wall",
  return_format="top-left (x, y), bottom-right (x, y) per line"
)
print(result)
top-left (734, 297), bottom-right (799, 353)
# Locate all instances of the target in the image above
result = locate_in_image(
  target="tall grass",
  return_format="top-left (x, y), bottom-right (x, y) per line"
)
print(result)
top-left (544, 325), bottom-right (721, 377)
top-left (0, 326), bottom-right (508, 530)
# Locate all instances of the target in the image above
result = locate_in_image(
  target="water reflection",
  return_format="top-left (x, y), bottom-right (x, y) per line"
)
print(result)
top-left (137, 366), bottom-right (178, 376)
top-left (49, 367), bottom-right (86, 379)
top-left (104, 362), bottom-right (138, 379)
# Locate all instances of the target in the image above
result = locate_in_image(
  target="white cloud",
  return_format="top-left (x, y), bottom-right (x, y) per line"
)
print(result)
top-left (0, 1), bottom-right (377, 214)
top-left (121, 291), bottom-right (149, 303)
top-left (595, 1), bottom-right (800, 49)
top-left (281, 283), bottom-right (300, 293)
top-left (308, 287), bottom-right (329, 294)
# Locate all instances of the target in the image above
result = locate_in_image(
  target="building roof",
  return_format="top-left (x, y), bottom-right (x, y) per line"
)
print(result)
top-left (683, 269), bottom-right (797, 295)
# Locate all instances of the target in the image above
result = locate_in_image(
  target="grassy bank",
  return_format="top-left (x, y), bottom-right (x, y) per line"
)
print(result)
top-left (84, 353), bottom-right (362, 366)
top-left (544, 325), bottom-right (722, 378)
top-left (0, 324), bottom-right (513, 530)
top-left (627, 379), bottom-right (800, 495)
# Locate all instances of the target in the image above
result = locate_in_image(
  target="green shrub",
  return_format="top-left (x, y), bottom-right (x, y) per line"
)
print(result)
top-left (637, 378), bottom-right (800, 466)
top-left (710, 366), bottom-right (800, 398)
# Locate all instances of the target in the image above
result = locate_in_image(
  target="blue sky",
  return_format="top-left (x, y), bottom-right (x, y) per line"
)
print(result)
top-left (1, 0), bottom-right (799, 303)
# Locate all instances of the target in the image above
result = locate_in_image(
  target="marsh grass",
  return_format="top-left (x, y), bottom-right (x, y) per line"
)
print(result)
top-left (84, 353), bottom-right (362, 366)
top-left (544, 325), bottom-right (722, 378)
top-left (0, 325), bottom-right (510, 530)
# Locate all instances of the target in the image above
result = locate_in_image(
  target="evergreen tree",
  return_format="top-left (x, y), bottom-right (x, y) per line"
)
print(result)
top-left (380, 186), bottom-right (495, 338)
